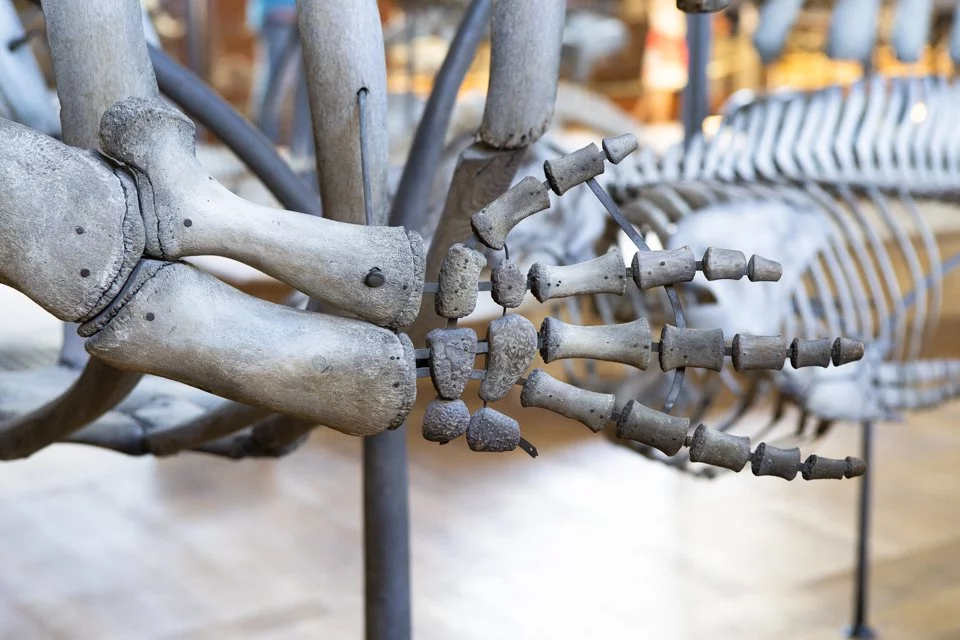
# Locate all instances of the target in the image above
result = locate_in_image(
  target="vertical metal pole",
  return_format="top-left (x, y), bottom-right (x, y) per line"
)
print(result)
top-left (682, 13), bottom-right (711, 144)
top-left (185, 0), bottom-right (209, 80)
top-left (845, 421), bottom-right (876, 639)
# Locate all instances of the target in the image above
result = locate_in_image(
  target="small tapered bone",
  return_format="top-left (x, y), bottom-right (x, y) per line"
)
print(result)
top-left (539, 317), bottom-right (652, 370)
top-left (751, 443), bottom-right (801, 480)
top-left (467, 407), bottom-right (520, 452)
top-left (602, 134), bottom-right (639, 164)
top-left (426, 328), bottom-right (477, 399)
top-left (747, 255), bottom-right (783, 282)
top-left (790, 337), bottom-right (833, 368)
top-left (529, 248), bottom-right (626, 302)
top-left (732, 334), bottom-right (787, 371)
top-left (659, 325), bottom-right (725, 372)
top-left (435, 243), bottom-right (486, 319)
top-left (615, 399), bottom-right (690, 456)
top-left (687, 424), bottom-right (751, 472)
top-left (832, 337), bottom-right (865, 366)
top-left (801, 455), bottom-right (846, 480)
top-left (701, 247), bottom-right (747, 281)
top-left (543, 143), bottom-right (606, 195)
top-left (845, 456), bottom-right (867, 478)
top-left (470, 176), bottom-right (550, 250)
top-left (491, 258), bottom-right (527, 308)
top-left (631, 247), bottom-right (696, 290)
top-left (423, 398), bottom-right (470, 443)
top-left (520, 369), bottom-right (615, 432)
top-left (479, 314), bottom-right (538, 402)
top-left (677, 0), bottom-right (730, 12)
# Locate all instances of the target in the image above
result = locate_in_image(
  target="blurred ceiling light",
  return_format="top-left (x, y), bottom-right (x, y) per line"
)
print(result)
top-left (701, 114), bottom-right (722, 139)
top-left (910, 102), bottom-right (927, 124)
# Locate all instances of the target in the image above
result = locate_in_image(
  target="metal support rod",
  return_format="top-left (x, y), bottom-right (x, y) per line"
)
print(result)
top-left (682, 14), bottom-right (712, 144)
top-left (845, 420), bottom-right (875, 639)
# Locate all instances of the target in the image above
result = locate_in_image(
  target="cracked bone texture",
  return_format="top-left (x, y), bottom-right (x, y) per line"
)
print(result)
top-left (471, 176), bottom-right (550, 250)
top-left (539, 317), bottom-right (652, 370)
top-left (479, 314), bottom-right (538, 402)
top-left (491, 258), bottom-right (527, 308)
top-left (467, 407), bottom-right (521, 452)
top-left (0, 117), bottom-right (144, 322)
top-left (658, 325), bottom-right (726, 372)
top-left (480, 0), bottom-right (564, 149)
top-left (426, 328), bottom-right (477, 399)
top-left (615, 400), bottom-right (690, 456)
top-left (543, 143), bottom-right (605, 195)
top-left (520, 369), bottom-right (615, 433)
top-left (99, 98), bottom-right (424, 329)
top-left (631, 247), bottom-right (696, 290)
top-left (688, 425), bottom-right (751, 472)
top-left (422, 398), bottom-right (470, 443)
top-left (435, 243), bottom-right (486, 318)
top-left (529, 248), bottom-right (626, 302)
top-left (82, 261), bottom-right (416, 437)
top-left (731, 334), bottom-right (786, 371)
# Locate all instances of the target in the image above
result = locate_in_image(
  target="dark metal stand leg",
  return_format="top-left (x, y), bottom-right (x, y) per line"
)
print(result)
top-left (363, 427), bottom-right (412, 640)
top-left (845, 420), bottom-right (875, 639)
top-left (682, 14), bottom-right (712, 145)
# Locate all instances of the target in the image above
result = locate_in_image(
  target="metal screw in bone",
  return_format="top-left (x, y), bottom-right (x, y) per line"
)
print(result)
top-left (491, 258), bottom-right (527, 308)
top-left (790, 337), bottom-right (833, 368)
top-left (677, 0), bottom-right (731, 12)
top-left (687, 424), bottom-right (752, 472)
top-left (479, 314), bottom-right (538, 402)
top-left (701, 247), bottom-right (747, 281)
top-left (832, 337), bottom-right (865, 366)
top-left (732, 334), bottom-right (787, 372)
top-left (423, 398), bottom-right (470, 443)
top-left (543, 143), bottom-right (606, 195)
top-left (471, 176), bottom-right (550, 250)
top-left (751, 442), bottom-right (801, 480)
top-left (615, 399), bottom-right (691, 456)
top-left (529, 248), bottom-right (626, 302)
top-left (747, 255), bottom-right (782, 282)
top-left (631, 246), bottom-right (696, 290)
top-left (466, 407), bottom-right (521, 452)
top-left (520, 369), bottom-right (616, 433)
top-left (539, 316), bottom-right (652, 370)
top-left (658, 325), bottom-right (725, 372)
top-left (435, 243), bottom-right (486, 318)
top-left (426, 328), bottom-right (477, 399)
top-left (601, 134), bottom-right (638, 164)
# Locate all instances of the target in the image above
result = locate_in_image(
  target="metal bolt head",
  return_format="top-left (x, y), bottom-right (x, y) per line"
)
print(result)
top-left (364, 267), bottom-right (385, 288)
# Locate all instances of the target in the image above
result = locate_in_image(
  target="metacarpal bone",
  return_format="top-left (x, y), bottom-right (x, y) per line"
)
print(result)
top-left (99, 97), bottom-right (424, 329)
top-left (81, 261), bottom-right (417, 437)
top-left (539, 317), bottom-right (652, 370)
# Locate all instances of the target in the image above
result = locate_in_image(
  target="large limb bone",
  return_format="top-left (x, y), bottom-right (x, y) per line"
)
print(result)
top-left (100, 97), bottom-right (424, 329)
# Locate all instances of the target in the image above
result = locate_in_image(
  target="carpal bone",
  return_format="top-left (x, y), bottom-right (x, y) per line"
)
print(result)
top-left (543, 143), bottom-right (606, 196)
top-left (490, 258), bottom-right (527, 308)
top-left (687, 425), bottom-right (752, 472)
top-left (539, 317), bottom-right (652, 370)
top-left (435, 243), bottom-right (486, 318)
top-left (479, 314), bottom-right (538, 402)
top-left (520, 369), bottom-right (615, 433)
top-left (466, 407), bottom-right (521, 452)
top-left (529, 248), bottom-right (626, 302)
top-left (99, 97), bottom-right (425, 329)
top-left (470, 176), bottom-right (550, 250)
top-left (731, 334), bottom-right (786, 372)
top-left (751, 443), bottom-right (801, 481)
top-left (0, 117), bottom-right (144, 322)
top-left (81, 261), bottom-right (416, 437)
top-left (422, 398), bottom-right (470, 443)
top-left (426, 328), bottom-right (477, 399)
top-left (658, 325), bottom-right (725, 372)
top-left (615, 400), bottom-right (690, 456)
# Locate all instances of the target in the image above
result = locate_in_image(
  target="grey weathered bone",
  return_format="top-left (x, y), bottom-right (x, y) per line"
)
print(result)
top-left (539, 317), bottom-right (652, 369)
top-left (687, 424), bottom-right (751, 472)
top-left (747, 254), bottom-right (783, 282)
top-left (832, 337), bottom-right (866, 366)
top-left (422, 398), bottom-right (470, 443)
top-left (677, 0), bottom-right (730, 12)
top-left (543, 142), bottom-right (606, 195)
top-left (601, 134), bottom-right (638, 164)
top-left (529, 248), bottom-right (626, 302)
top-left (490, 258), bottom-right (527, 308)
top-left (470, 176), bottom-right (550, 250)
top-left (658, 325), bottom-right (725, 372)
top-left (751, 443), bottom-right (801, 481)
top-left (701, 247), bottom-right (747, 281)
top-left (99, 97), bottom-right (425, 329)
top-left (479, 314), bottom-right (538, 402)
top-left (520, 369), bottom-right (615, 432)
top-left (426, 328), bottom-right (477, 399)
top-left (82, 261), bottom-right (417, 437)
top-left (435, 243), bottom-right (486, 318)
top-left (615, 399), bottom-right (690, 456)
top-left (790, 337), bottom-right (833, 369)
top-left (466, 407), bottom-right (520, 452)
top-left (631, 247), bottom-right (696, 290)
top-left (731, 334), bottom-right (786, 372)
top-left (801, 455), bottom-right (862, 480)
